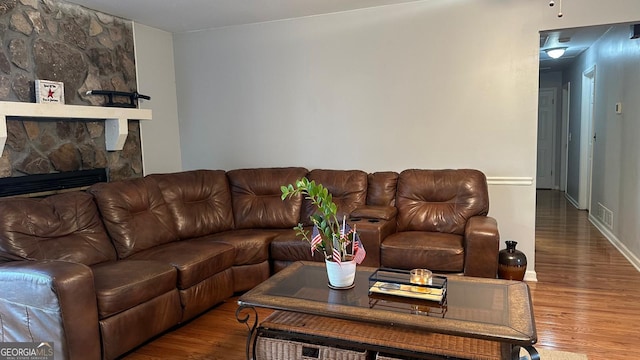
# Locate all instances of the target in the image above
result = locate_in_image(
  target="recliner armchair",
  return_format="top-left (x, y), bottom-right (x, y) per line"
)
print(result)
top-left (380, 169), bottom-right (499, 278)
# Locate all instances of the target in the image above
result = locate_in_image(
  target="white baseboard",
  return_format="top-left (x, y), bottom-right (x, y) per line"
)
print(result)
top-left (589, 214), bottom-right (640, 273)
top-left (523, 270), bottom-right (538, 282)
top-left (564, 192), bottom-right (580, 209)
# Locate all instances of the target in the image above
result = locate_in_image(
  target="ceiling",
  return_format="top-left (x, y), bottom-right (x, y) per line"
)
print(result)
top-left (67, 0), bottom-right (615, 73)
top-left (66, 0), bottom-right (421, 33)
top-left (539, 24), bottom-right (613, 72)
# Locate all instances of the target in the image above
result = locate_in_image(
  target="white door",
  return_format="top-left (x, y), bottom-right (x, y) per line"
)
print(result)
top-left (537, 88), bottom-right (557, 189)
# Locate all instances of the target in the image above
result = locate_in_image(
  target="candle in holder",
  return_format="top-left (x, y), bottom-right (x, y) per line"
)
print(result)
top-left (411, 304), bottom-right (431, 315)
top-left (409, 268), bottom-right (432, 293)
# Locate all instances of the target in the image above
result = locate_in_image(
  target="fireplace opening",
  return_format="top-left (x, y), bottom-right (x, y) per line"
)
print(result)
top-left (0, 168), bottom-right (108, 198)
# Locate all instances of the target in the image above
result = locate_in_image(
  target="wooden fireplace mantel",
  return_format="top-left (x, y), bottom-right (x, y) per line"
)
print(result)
top-left (0, 101), bottom-right (152, 152)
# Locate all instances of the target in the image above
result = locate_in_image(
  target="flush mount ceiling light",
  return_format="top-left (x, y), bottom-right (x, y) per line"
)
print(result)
top-left (545, 47), bottom-right (567, 59)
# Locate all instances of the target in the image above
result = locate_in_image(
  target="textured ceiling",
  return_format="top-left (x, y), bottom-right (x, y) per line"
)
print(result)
top-left (67, 0), bottom-right (622, 72)
top-left (539, 24), bottom-right (613, 72)
top-left (66, 0), bottom-right (421, 33)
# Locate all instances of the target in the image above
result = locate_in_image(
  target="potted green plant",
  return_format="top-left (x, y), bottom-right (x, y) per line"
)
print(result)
top-left (281, 177), bottom-right (365, 288)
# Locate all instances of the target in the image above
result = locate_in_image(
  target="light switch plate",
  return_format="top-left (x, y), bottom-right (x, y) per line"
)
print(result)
top-left (615, 102), bottom-right (622, 114)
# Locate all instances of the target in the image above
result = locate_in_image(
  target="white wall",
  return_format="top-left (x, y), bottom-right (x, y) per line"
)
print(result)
top-left (565, 23), bottom-right (640, 270)
top-left (169, 0), bottom-right (640, 280)
top-left (133, 23), bottom-right (182, 175)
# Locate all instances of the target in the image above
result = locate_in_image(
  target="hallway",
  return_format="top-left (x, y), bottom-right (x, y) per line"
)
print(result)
top-left (531, 190), bottom-right (640, 359)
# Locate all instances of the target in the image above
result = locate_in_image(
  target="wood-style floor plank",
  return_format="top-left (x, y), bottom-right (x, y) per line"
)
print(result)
top-left (123, 190), bottom-right (639, 359)
top-left (529, 190), bottom-right (640, 360)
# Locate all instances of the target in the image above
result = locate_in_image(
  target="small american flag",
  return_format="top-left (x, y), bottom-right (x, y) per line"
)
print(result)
top-left (332, 246), bottom-right (342, 264)
top-left (310, 226), bottom-right (323, 255)
top-left (352, 233), bottom-right (366, 264)
top-left (332, 234), bottom-right (342, 264)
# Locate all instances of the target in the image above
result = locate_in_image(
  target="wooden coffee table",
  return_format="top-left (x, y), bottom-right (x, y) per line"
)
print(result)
top-left (237, 261), bottom-right (538, 360)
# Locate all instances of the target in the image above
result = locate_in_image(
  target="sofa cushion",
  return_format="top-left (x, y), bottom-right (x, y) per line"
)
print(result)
top-left (395, 169), bottom-right (489, 234)
top-left (92, 260), bottom-right (177, 318)
top-left (270, 228), bottom-right (326, 263)
top-left (301, 169), bottom-right (368, 226)
top-left (367, 171), bottom-right (399, 206)
top-left (127, 241), bottom-right (235, 289)
top-left (381, 231), bottom-right (464, 272)
top-left (227, 167), bottom-right (308, 229)
top-left (89, 178), bottom-right (179, 259)
top-left (180, 268), bottom-right (234, 321)
top-left (98, 290), bottom-right (182, 360)
top-left (206, 229), bottom-right (279, 266)
top-left (350, 205), bottom-right (397, 221)
top-left (150, 170), bottom-right (235, 239)
top-left (0, 192), bottom-right (116, 265)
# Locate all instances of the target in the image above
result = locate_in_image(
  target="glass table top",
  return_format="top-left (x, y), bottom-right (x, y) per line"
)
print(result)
top-left (238, 261), bottom-right (536, 345)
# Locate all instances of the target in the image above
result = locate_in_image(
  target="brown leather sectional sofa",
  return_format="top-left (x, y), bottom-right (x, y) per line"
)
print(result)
top-left (0, 167), bottom-right (499, 360)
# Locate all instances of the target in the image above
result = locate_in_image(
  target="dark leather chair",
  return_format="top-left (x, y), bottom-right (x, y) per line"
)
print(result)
top-left (380, 169), bottom-right (500, 278)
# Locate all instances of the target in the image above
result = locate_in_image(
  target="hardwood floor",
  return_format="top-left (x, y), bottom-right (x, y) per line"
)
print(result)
top-left (530, 190), bottom-right (640, 359)
top-left (124, 190), bottom-right (639, 359)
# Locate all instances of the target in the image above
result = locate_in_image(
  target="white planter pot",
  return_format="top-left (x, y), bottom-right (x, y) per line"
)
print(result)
top-left (325, 259), bottom-right (356, 288)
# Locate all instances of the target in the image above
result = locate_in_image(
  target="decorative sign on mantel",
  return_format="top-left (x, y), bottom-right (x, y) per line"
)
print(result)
top-left (35, 80), bottom-right (65, 104)
top-left (0, 101), bottom-right (152, 152)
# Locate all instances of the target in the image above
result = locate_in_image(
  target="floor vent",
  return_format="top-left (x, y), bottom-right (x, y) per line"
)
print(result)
top-left (597, 202), bottom-right (614, 229)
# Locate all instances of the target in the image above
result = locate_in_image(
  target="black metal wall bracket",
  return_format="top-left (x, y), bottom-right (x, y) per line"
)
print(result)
top-left (85, 90), bottom-right (151, 108)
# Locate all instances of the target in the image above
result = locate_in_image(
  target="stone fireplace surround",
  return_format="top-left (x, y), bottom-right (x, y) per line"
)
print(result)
top-left (0, 101), bottom-right (152, 196)
top-left (0, 0), bottom-right (145, 183)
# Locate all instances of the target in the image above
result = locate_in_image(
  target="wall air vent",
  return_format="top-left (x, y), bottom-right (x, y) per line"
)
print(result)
top-left (597, 202), bottom-right (614, 229)
top-left (631, 24), bottom-right (640, 39)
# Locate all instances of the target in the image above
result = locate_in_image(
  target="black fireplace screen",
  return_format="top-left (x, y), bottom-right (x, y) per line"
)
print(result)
top-left (0, 168), bottom-right (108, 197)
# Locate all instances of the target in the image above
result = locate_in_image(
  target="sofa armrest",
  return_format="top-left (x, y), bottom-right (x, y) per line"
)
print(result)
top-left (350, 205), bottom-right (397, 221)
top-left (0, 260), bottom-right (101, 360)
top-left (463, 216), bottom-right (500, 278)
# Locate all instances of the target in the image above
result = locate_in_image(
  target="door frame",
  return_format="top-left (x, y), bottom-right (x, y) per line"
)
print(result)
top-left (579, 66), bottom-right (596, 211)
top-left (561, 82), bottom-right (570, 192)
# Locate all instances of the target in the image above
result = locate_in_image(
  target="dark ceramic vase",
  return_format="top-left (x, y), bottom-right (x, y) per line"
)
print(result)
top-left (498, 240), bottom-right (527, 281)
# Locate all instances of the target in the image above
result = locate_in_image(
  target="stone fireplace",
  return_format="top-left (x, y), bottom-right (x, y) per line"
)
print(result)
top-left (0, 0), bottom-right (144, 185)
